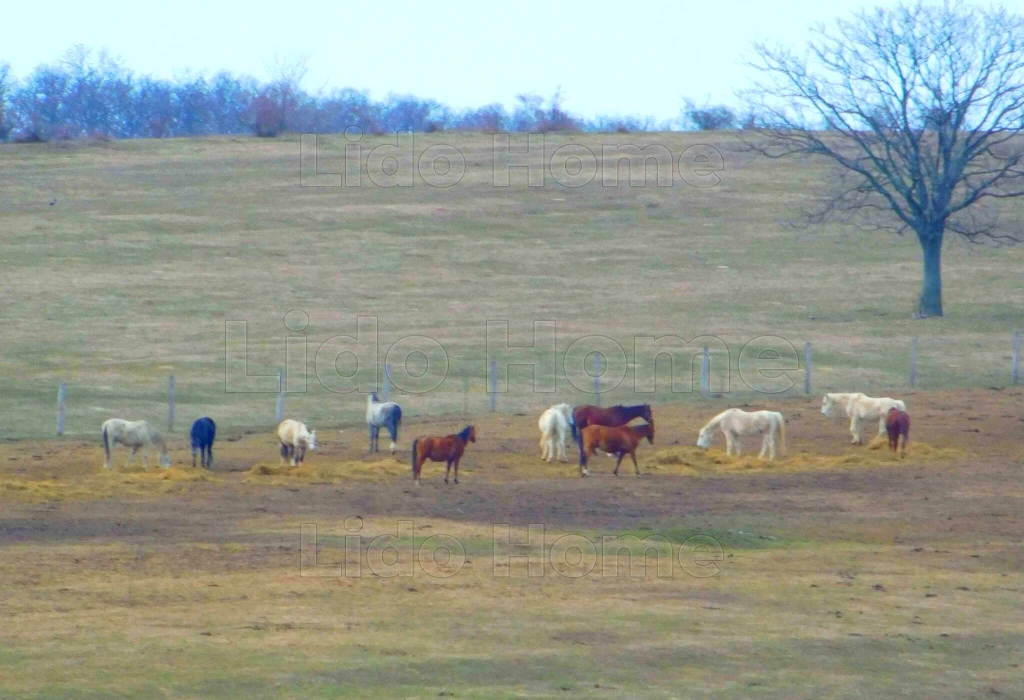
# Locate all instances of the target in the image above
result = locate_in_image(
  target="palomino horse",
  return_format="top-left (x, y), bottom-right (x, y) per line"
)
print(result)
top-left (190, 417), bottom-right (216, 469)
top-left (571, 403), bottom-right (653, 446)
top-left (277, 419), bottom-right (317, 466)
top-left (101, 419), bottom-right (171, 470)
top-left (366, 393), bottom-right (402, 454)
top-left (538, 403), bottom-right (573, 463)
top-left (697, 409), bottom-right (786, 461)
top-left (822, 393), bottom-right (906, 444)
top-left (578, 420), bottom-right (655, 477)
top-left (411, 425), bottom-right (476, 486)
top-left (885, 407), bottom-right (911, 455)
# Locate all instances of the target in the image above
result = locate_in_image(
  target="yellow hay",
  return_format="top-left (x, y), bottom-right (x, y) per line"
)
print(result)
top-left (645, 442), bottom-right (967, 476)
top-left (245, 458), bottom-right (410, 483)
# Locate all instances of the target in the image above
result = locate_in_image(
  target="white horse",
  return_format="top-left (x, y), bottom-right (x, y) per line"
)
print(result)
top-left (821, 393), bottom-right (906, 444)
top-left (366, 393), bottom-right (402, 454)
top-left (101, 419), bottom-right (171, 470)
top-left (696, 409), bottom-right (786, 461)
top-left (538, 403), bottom-right (573, 463)
top-left (277, 419), bottom-right (317, 466)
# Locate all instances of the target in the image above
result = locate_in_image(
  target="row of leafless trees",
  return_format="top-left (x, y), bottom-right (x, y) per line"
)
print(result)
top-left (0, 47), bottom-right (743, 141)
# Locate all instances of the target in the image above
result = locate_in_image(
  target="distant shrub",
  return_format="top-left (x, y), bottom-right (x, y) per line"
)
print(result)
top-left (12, 130), bottom-right (45, 144)
top-left (682, 98), bottom-right (737, 131)
top-left (251, 93), bottom-right (285, 137)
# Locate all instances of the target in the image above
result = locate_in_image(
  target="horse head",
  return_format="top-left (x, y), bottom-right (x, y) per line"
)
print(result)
top-left (368, 393), bottom-right (378, 404)
top-left (466, 425), bottom-right (477, 443)
top-left (645, 418), bottom-right (655, 444)
top-left (696, 428), bottom-right (712, 450)
top-left (158, 448), bottom-right (171, 469)
top-left (821, 395), bottom-right (835, 416)
top-left (307, 428), bottom-right (318, 450)
top-left (642, 404), bottom-right (653, 422)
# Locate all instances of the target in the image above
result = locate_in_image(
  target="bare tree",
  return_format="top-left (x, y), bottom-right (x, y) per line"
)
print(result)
top-left (0, 62), bottom-right (11, 140)
top-left (743, 1), bottom-right (1024, 317)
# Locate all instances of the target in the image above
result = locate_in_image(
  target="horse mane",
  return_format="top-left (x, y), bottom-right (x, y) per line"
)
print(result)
top-left (457, 425), bottom-right (473, 442)
top-left (699, 409), bottom-right (733, 434)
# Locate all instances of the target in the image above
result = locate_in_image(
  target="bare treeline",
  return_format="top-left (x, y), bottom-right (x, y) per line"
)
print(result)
top-left (0, 47), bottom-right (699, 141)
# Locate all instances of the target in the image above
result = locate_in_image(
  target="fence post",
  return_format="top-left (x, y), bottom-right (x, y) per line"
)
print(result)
top-left (700, 345), bottom-right (710, 399)
top-left (383, 364), bottom-right (392, 402)
top-left (489, 359), bottom-right (497, 412)
top-left (804, 342), bottom-right (812, 395)
top-left (168, 376), bottom-right (175, 432)
top-left (593, 353), bottom-right (601, 406)
top-left (57, 383), bottom-right (67, 436)
top-left (1012, 331), bottom-right (1021, 386)
top-left (276, 370), bottom-right (285, 422)
top-left (909, 337), bottom-right (918, 388)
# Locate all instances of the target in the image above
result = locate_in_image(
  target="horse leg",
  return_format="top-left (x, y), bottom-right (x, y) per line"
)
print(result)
top-left (388, 423), bottom-right (397, 455)
top-left (733, 436), bottom-right (742, 458)
top-left (631, 451), bottom-right (640, 476)
top-left (850, 416), bottom-right (861, 444)
top-left (613, 452), bottom-right (624, 476)
top-left (192, 448), bottom-right (198, 469)
top-left (758, 435), bottom-right (768, 460)
top-left (129, 445), bottom-right (139, 465)
top-left (444, 460), bottom-right (451, 485)
top-left (453, 456), bottom-right (460, 485)
top-left (557, 429), bottom-right (568, 462)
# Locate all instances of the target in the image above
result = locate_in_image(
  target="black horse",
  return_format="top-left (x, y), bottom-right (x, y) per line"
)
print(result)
top-left (190, 417), bottom-right (216, 469)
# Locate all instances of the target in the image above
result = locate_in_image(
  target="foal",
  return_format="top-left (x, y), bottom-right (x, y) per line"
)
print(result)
top-left (885, 407), bottom-right (911, 456)
top-left (578, 420), bottom-right (655, 477)
top-left (411, 425), bottom-right (476, 486)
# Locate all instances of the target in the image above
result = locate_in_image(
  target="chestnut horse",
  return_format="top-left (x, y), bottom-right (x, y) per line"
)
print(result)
top-left (885, 408), bottom-right (911, 455)
top-left (571, 403), bottom-right (653, 447)
top-left (411, 425), bottom-right (476, 486)
top-left (577, 420), bottom-right (655, 477)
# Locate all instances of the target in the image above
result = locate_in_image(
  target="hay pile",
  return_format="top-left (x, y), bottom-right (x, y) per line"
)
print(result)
top-left (245, 457), bottom-right (409, 483)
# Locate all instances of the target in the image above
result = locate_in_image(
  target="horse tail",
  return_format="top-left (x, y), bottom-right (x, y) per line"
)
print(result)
top-left (102, 425), bottom-right (110, 462)
top-left (571, 410), bottom-right (582, 446)
top-left (776, 413), bottom-right (786, 453)
top-left (410, 438), bottom-right (419, 477)
top-left (392, 405), bottom-right (402, 440)
top-left (577, 428), bottom-right (587, 467)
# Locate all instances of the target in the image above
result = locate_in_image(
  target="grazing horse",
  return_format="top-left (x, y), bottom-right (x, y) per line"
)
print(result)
top-left (697, 409), bottom-right (786, 461)
top-left (411, 425), bottom-right (476, 486)
top-left (101, 419), bottom-right (171, 470)
top-left (822, 393), bottom-right (906, 444)
top-left (571, 403), bottom-right (653, 446)
top-left (190, 417), bottom-right (216, 469)
top-left (277, 419), bottom-right (317, 467)
top-left (885, 407), bottom-right (911, 455)
top-left (366, 393), bottom-right (402, 454)
top-left (578, 420), bottom-right (655, 477)
top-left (538, 403), bottom-right (573, 463)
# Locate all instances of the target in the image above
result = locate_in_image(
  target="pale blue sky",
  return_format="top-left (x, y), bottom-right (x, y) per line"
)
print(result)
top-left (5, 0), bottom-right (906, 120)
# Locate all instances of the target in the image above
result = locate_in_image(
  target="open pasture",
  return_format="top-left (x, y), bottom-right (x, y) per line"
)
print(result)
top-left (2, 132), bottom-right (1024, 696)
top-left (2, 133), bottom-right (1024, 438)
top-left (2, 389), bottom-right (1024, 697)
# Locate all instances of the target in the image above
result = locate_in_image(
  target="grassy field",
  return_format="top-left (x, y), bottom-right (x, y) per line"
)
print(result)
top-left (2, 391), bottom-right (1023, 698)
top-left (2, 133), bottom-right (1024, 698)
top-left (1, 133), bottom-right (1023, 439)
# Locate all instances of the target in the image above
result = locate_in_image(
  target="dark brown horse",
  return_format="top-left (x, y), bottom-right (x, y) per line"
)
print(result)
top-left (571, 403), bottom-right (653, 448)
top-left (578, 420), bottom-right (655, 477)
top-left (885, 407), bottom-right (910, 456)
top-left (411, 425), bottom-right (476, 486)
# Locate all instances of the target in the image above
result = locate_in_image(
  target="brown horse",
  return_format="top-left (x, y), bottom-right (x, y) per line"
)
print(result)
top-left (885, 407), bottom-right (910, 455)
top-left (571, 403), bottom-right (653, 447)
top-left (578, 420), bottom-right (655, 477)
top-left (411, 425), bottom-right (476, 486)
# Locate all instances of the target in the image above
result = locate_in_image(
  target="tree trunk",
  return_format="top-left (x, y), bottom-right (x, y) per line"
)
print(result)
top-left (917, 232), bottom-right (943, 317)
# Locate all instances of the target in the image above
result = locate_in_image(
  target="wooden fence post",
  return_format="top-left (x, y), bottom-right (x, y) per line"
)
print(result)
top-left (168, 376), bottom-right (175, 432)
top-left (276, 370), bottom-right (285, 422)
top-left (593, 353), bottom-right (601, 407)
top-left (383, 364), bottom-right (392, 402)
top-left (700, 346), bottom-right (710, 399)
top-left (489, 359), bottom-right (497, 412)
top-left (1012, 331), bottom-right (1021, 386)
top-left (804, 342), bottom-right (812, 395)
top-left (57, 383), bottom-right (67, 436)
top-left (909, 337), bottom-right (918, 388)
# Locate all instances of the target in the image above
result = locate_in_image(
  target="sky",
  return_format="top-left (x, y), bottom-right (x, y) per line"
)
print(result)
top-left (4, 0), bottom-right (909, 121)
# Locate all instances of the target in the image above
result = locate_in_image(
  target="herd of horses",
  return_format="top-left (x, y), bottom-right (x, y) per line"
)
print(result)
top-left (97, 391), bottom-right (912, 484)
